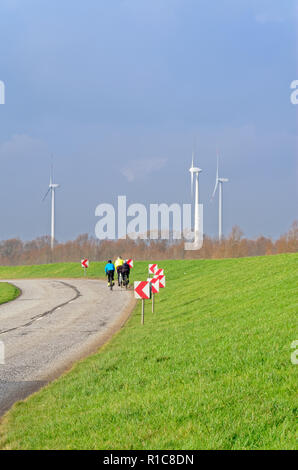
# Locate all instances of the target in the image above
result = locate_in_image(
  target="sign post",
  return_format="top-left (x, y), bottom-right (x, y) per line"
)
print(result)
top-left (141, 299), bottom-right (145, 325)
top-left (134, 281), bottom-right (151, 324)
top-left (149, 264), bottom-right (158, 275)
top-left (155, 268), bottom-right (164, 277)
top-left (81, 259), bottom-right (89, 276)
top-left (154, 274), bottom-right (166, 288)
top-left (147, 277), bottom-right (159, 313)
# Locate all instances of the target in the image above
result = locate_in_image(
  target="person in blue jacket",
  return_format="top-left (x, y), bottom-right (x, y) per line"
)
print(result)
top-left (105, 260), bottom-right (115, 287)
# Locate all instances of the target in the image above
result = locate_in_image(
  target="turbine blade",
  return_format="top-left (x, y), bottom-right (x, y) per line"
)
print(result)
top-left (211, 154), bottom-right (219, 201)
top-left (190, 151), bottom-right (194, 196)
top-left (211, 179), bottom-right (218, 201)
top-left (42, 188), bottom-right (50, 202)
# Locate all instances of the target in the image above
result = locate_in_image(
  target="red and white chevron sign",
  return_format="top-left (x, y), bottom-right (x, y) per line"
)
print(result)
top-left (134, 281), bottom-right (151, 300)
top-left (149, 277), bottom-right (160, 294)
top-left (149, 264), bottom-right (158, 274)
top-left (156, 275), bottom-right (166, 288)
top-left (127, 259), bottom-right (134, 268)
top-left (81, 259), bottom-right (89, 269)
top-left (155, 268), bottom-right (164, 277)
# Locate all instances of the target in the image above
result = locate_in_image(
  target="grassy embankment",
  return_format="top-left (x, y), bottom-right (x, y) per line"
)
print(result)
top-left (0, 262), bottom-right (104, 279)
top-left (0, 253), bottom-right (297, 449)
top-left (0, 282), bottom-right (20, 305)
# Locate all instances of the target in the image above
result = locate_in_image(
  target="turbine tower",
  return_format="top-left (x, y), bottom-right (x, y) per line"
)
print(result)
top-left (189, 152), bottom-right (202, 242)
top-left (43, 165), bottom-right (60, 251)
top-left (211, 154), bottom-right (228, 241)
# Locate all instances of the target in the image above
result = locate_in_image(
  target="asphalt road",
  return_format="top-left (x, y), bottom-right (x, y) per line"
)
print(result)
top-left (0, 279), bottom-right (133, 416)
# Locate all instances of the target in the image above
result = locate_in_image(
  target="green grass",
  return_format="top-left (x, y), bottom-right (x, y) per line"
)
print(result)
top-left (0, 282), bottom-right (20, 305)
top-left (0, 262), bottom-right (105, 280)
top-left (0, 254), bottom-right (297, 449)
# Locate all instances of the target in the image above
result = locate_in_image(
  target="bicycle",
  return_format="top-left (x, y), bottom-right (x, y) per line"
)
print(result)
top-left (118, 272), bottom-right (123, 288)
top-left (107, 271), bottom-right (115, 291)
top-left (122, 272), bottom-right (129, 289)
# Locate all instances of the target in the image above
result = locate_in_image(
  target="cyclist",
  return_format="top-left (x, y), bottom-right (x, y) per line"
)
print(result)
top-left (114, 256), bottom-right (124, 286)
top-left (105, 260), bottom-right (115, 288)
top-left (121, 260), bottom-right (131, 287)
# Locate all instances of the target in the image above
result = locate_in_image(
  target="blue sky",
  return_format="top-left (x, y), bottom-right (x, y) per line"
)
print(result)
top-left (0, 0), bottom-right (297, 241)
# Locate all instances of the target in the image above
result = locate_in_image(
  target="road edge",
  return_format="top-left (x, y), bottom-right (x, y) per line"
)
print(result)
top-left (0, 282), bottom-right (22, 306)
top-left (0, 288), bottom-right (137, 424)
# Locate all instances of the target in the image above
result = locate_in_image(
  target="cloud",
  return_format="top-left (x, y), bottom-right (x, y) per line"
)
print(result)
top-left (0, 134), bottom-right (47, 160)
top-left (121, 157), bottom-right (167, 182)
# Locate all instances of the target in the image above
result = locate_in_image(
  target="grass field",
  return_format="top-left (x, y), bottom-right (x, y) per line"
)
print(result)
top-left (0, 262), bottom-right (104, 280)
top-left (0, 254), bottom-right (297, 449)
top-left (0, 282), bottom-right (20, 305)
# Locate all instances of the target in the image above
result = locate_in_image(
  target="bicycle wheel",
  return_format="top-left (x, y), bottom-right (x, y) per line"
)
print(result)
top-left (108, 272), bottom-right (114, 291)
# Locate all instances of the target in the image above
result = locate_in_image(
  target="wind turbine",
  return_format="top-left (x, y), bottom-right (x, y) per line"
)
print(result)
top-left (211, 154), bottom-right (228, 241)
top-left (42, 165), bottom-right (60, 251)
top-left (189, 152), bottom-right (203, 242)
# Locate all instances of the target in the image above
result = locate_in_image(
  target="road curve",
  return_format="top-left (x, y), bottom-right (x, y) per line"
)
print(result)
top-left (0, 279), bottom-right (133, 416)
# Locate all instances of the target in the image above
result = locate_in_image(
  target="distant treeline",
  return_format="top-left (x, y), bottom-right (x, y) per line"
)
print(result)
top-left (0, 221), bottom-right (297, 266)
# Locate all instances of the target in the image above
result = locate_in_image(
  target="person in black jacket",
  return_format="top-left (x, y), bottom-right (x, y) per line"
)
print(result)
top-left (121, 260), bottom-right (130, 287)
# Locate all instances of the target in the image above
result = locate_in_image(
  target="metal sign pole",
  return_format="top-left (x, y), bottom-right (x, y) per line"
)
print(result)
top-left (152, 293), bottom-right (154, 313)
top-left (141, 299), bottom-right (145, 325)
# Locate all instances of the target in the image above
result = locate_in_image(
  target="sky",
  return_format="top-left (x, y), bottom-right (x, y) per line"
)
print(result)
top-left (0, 0), bottom-right (297, 242)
